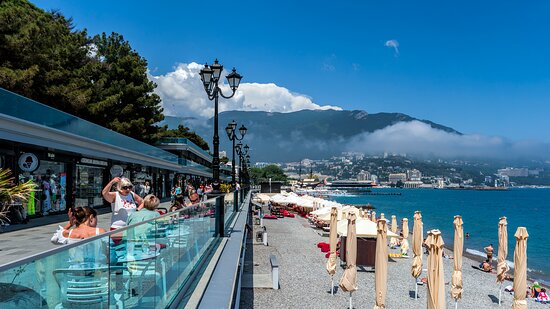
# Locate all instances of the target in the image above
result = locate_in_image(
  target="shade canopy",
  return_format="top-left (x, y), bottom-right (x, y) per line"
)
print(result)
top-left (511, 227), bottom-right (529, 309)
top-left (337, 218), bottom-right (399, 238)
top-left (451, 215), bottom-right (464, 300)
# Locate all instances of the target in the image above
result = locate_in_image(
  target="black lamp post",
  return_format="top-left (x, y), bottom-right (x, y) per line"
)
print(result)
top-left (225, 120), bottom-right (247, 187)
top-left (236, 143), bottom-right (249, 184)
top-left (199, 59), bottom-right (242, 193)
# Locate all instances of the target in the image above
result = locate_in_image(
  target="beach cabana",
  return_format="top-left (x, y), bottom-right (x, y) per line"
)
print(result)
top-left (338, 218), bottom-right (398, 267)
top-left (497, 217), bottom-right (509, 305)
top-left (451, 215), bottom-right (463, 308)
top-left (425, 229), bottom-right (445, 309)
top-left (511, 227), bottom-right (528, 309)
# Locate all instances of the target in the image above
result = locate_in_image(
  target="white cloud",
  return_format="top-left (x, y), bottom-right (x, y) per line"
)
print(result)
top-left (149, 62), bottom-right (342, 118)
top-left (346, 121), bottom-right (550, 159)
top-left (385, 39), bottom-right (400, 56)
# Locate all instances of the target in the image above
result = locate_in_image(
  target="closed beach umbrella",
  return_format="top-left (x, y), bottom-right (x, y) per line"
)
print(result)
top-left (390, 215), bottom-right (398, 247)
top-left (451, 215), bottom-right (464, 306)
top-left (391, 215), bottom-right (397, 233)
top-left (497, 217), bottom-right (509, 305)
top-left (339, 212), bottom-right (358, 309)
top-left (425, 229), bottom-right (445, 309)
top-left (411, 211), bottom-right (423, 299)
top-left (374, 219), bottom-right (389, 309)
top-left (380, 213), bottom-right (385, 220)
top-left (401, 218), bottom-right (410, 255)
top-left (371, 211), bottom-right (377, 222)
top-left (326, 207), bottom-right (338, 295)
top-left (511, 227), bottom-right (529, 309)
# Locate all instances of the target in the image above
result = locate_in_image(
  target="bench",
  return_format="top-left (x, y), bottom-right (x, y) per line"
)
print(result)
top-left (256, 226), bottom-right (268, 246)
top-left (270, 255), bottom-right (279, 290)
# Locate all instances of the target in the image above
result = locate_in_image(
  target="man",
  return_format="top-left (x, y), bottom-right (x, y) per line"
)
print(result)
top-left (484, 244), bottom-right (494, 261)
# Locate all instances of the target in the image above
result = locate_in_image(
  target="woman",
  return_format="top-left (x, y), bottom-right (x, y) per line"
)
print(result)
top-left (62, 207), bottom-right (106, 242)
top-left (62, 207), bottom-right (107, 266)
top-left (127, 194), bottom-right (161, 240)
top-left (102, 177), bottom-right (143, 229)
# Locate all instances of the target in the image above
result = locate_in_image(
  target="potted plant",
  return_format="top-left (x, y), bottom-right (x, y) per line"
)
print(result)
top-left (0, 168), bottom-right (34, 227)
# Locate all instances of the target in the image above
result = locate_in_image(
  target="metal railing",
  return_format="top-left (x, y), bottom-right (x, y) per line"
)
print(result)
top-left (0, 189), bottom-right (252, 308)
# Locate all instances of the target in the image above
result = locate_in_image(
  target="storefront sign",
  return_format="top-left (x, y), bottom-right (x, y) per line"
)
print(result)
top-left (18, 153), bottom-right (39, 172)
top-left (110, 165), bottom-right (124, 177)
top-left (80, 158), bottom-right (108, 166)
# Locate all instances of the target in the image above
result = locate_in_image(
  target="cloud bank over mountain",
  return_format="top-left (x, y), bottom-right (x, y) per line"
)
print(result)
top-left (149, 62), bottom-right (342, 119)
top-left (347, 121), bottom-right (550, 160)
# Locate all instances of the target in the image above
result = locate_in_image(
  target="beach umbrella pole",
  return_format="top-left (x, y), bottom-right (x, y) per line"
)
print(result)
top-left (331, 277), bottom-right (334, 295)
top-left (349, 292), bottom-right (352, 309)
top-left (415, 278), bottom-right (418, 300)
top-left (498, 282), bottom-right (502, 305)
top-left (455, 299), bottom-right (458, 309)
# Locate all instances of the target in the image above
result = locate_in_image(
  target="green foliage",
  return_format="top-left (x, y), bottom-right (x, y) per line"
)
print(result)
top-left (85, 32), bottom-right (164, 143)
top-left (250, 165), bottom-right (288, 184)
top-left (0, 0), bottom-right (92, 114)
top-left (219, 183), bottom-right (231, 193)
top-left (0, 168), bottom-right (34, 224)
top-left (0, 1), bottom-right (166, 143)
top-left (159, 125), bottom-right (210, 151)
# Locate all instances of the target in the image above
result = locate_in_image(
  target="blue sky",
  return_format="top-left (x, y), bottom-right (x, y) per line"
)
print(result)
top-left (32, 0), bottom-right (550, 144)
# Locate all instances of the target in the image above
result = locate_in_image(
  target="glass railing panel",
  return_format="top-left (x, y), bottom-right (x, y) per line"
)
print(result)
top-left (0, 237), bottom-right (113, 308)
top-left (0, 88), bottom-right (179, 163)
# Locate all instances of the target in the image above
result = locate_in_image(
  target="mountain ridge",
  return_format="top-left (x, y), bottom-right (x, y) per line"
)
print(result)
top-left (162, 109), bottom-right (462, 162)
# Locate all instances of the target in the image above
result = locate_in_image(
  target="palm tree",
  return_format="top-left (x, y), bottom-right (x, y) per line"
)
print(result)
top-left (0, 168), bottom-right (34, 225)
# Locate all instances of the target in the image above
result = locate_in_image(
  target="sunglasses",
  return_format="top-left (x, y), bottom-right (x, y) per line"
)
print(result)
top-left (121, 186), bottom-right (133, 190)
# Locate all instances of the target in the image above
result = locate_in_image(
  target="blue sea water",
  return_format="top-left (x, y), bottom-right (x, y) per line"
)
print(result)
top-left (331, 187), bottom-right (550, 285)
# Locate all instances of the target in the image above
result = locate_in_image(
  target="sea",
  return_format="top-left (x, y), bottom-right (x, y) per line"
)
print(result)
top-left (330, 187), bottom-right (550, 285)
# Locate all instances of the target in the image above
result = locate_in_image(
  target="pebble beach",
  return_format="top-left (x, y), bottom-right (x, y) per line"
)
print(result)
top-left (240, 204), bottom-right (547, 309)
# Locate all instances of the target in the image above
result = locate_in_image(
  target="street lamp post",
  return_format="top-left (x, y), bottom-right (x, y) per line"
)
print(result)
top-left (225, 120), bottom-right (247, 187)
top-left (236, 143), bottom-right (250, 203)
top-left (199, 59), bottom-right (242, 194)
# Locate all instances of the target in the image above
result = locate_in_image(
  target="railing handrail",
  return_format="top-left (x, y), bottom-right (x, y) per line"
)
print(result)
top-left (0, 196), bottom-right (221, 271)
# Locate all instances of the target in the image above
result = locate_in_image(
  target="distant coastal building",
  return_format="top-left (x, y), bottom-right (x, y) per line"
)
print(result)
top-left (403, 181), bottom-right (423, 188)
top-left (388, 173), bottom-right (407, 184)
top-left (406, 169), bottom-right (422, 181)
top-left (357, 170), bottom-right (371, 181)
top-left (498, 167), bottom-right (528, 177)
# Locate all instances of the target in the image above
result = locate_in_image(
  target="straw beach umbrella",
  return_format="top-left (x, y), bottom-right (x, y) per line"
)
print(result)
top-left (496, 217), bottom-right (509, 305)
top-left (451, 216), bottom-right (463, 308)
top-left (390, 215), bottom-right (398, 247)
top-left (511, 227), bottom-right (528, 309)
top-left (326, 207), bottom-right (338, 295)
top-left (371, 211), bottom-right (376, 222)
top-left (339, 212), bottom-right (358, 309)
top-left (391, 215), bottom-right (397, 234)
top-left (411, 211), bottom-right (423, 299)
top-left (425, 229), bottom-right (445, 309)
top-left (401, 218), bottom-right (409, 256)
top-left (374, 219), bottom-right (389, 309)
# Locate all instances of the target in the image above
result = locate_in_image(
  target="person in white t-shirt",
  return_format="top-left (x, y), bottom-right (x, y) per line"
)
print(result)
top-left (102, 177), bottom-right (144, 229)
